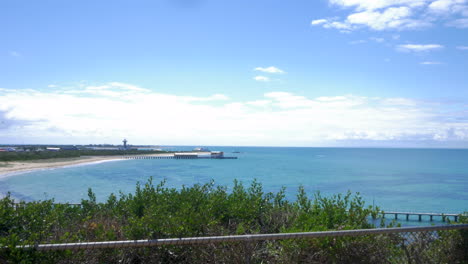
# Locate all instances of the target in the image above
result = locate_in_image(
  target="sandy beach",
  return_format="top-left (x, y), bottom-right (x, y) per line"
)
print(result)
top-left (0, 156), bottom-right (127, 178)
top-left (0, 153), bottom-right (178, 178)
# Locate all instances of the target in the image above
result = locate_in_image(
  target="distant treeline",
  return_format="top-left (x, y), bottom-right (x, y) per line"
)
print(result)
top-left (0, 150), bottom-right (168, 162)
top-left (0, 179), bottom-right (466, 263)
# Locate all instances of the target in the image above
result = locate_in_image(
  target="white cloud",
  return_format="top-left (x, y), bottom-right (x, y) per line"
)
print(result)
top-left (208, 94), bottom-right (230, 101)
top-left (329, 0), bottom-right (430, 11)
top-left (254, 66), bottom-right (285, 74)
top-left (245, 100), bottom-right (272, 107)
top-left (48, 84), bottom-right (58, 88)
top-left (397, 44), bottom-right (444, 52)
top-left (311, 19), bottom-right (328, 25)
top-left (429, 0), bottom-right (454, 12)
top-left (312, 0), bottom-right (468, 31)
top-left (381, 97), bottom-right (417, 106)
top-left (447, 18), bottom-right (468, 27)
top-left (323, 21), bottom-right (354, 31)
top-left (85, 82), bottom-right (149, 92)
top-left (429, 0), bottom-right (468, 14)
top-left (347, 7), bottom-right (413, 30)
top-left (457, 45), bottom-right (468, 49)
top-left (1, 83), bottom-right (467, 146)
top-left (253, 76), bottom-right (271, 82)
top-left (187, 94), bottom-right (230, 102)
top-left (420, 61), bottom-right (443, 64)
top-left (109, 82), bottom-right (150, 92)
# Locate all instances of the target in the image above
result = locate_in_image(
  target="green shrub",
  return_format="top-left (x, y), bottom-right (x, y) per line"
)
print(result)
top-left (0, 178), bottom-right (465, 263)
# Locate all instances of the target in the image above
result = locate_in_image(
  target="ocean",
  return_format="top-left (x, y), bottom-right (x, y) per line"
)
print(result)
top-left (1, 147), bottom-right (467, 214)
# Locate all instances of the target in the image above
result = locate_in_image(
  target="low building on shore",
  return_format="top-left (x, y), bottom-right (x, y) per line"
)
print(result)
top-left (85, 147), bottom-right (119, 151)
top-left (173, 151), bottom-right (225, 159)
top-left (0, 147), bottom-right (16, 152)
top-left (46, 147), bottom-right (61, 151)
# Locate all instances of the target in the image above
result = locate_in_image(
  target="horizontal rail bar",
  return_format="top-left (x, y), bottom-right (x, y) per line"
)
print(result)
top-left (15, 224), bottom-right (468, 251)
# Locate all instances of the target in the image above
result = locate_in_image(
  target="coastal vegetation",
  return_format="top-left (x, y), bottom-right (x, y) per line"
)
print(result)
top-left (0, 149), bottom-right (168, 162)
top-left (0, 179), bottom-right (466, 263)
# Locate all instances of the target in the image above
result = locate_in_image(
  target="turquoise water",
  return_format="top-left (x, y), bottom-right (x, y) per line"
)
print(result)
top-left (1, 147), bottom-right (467, 214)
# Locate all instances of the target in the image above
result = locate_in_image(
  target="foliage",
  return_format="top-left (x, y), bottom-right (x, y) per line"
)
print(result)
top-left (0, 179), bottom-right (465, 263)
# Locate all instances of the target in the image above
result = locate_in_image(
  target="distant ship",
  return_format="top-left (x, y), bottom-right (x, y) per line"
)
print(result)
top-left (193, 147), bottom-right (210, 152)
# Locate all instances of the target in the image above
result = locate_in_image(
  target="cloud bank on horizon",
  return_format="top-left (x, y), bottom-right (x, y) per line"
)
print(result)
top-left (312, 0), bottom-right (468, 31)
top-left (1, 82), bottom-right (467, 147)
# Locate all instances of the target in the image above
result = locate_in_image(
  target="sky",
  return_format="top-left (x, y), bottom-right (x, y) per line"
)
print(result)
top-left (1, 0), bottom-right (468, 147)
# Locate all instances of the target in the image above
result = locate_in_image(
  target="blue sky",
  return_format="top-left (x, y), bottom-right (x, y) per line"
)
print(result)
top-left (1, 0), bottom-right (468, 147)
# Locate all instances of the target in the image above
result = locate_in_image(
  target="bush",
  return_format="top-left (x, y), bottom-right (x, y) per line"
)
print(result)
top-left (0, 178), bottom-right (465, 263)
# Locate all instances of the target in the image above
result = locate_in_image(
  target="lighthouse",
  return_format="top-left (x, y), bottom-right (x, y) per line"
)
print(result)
top-left (123, 139), bottom-right (128, 149)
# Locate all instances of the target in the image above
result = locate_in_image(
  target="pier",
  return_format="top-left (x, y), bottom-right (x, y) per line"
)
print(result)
top-left (123, 153), bottom-right (237, 160)
top-left (123, 156), bottom-right (237, 160)
top-left (124, 156), bottom-right (174, 159)
top-left (382, 211), bottom-right (461, 222)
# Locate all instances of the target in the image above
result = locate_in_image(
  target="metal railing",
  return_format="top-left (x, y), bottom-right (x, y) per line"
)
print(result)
top-left (6, 224), bottom-right (467, 263)
top-left (18, 224), bottom-right (468, 251)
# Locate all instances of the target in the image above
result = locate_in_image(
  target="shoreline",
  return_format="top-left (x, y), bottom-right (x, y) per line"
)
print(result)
top-left (0, 156), bottom-right (127, 179)
top-left (0, 153), bottom-right (177, 179)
